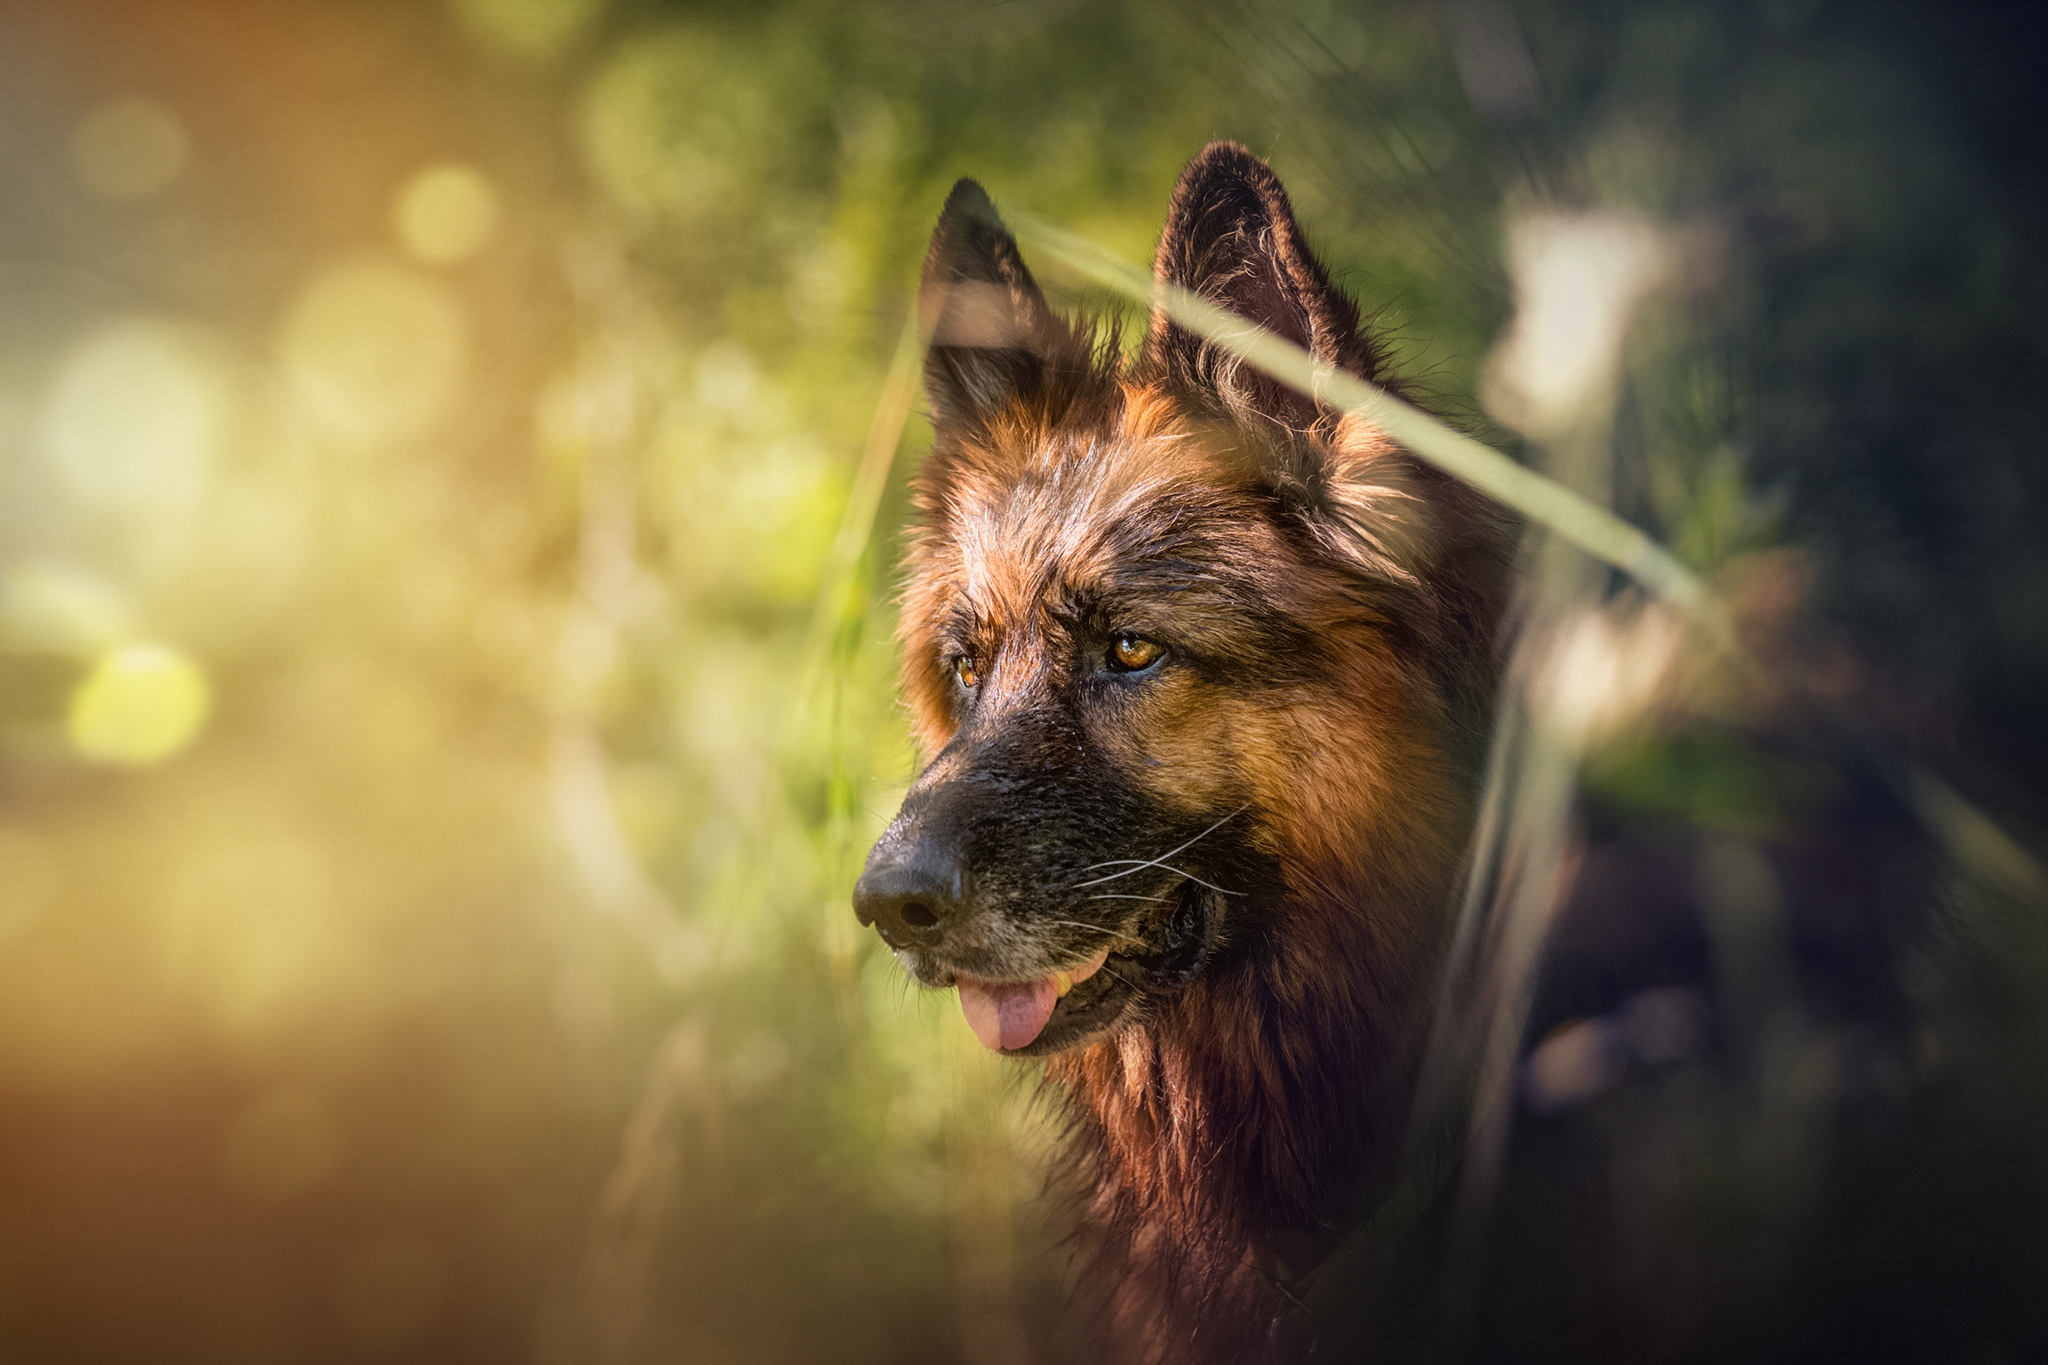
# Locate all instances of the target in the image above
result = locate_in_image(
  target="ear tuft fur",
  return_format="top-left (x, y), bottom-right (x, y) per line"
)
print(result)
top-left (1145, 142), bottom-right (1392, 429)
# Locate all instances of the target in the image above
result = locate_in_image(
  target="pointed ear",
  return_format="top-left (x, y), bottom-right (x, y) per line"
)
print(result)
top-left (1145, 143), bottom-right (1376, 428)
top-left (920, 179), bottom-right (1059, 432)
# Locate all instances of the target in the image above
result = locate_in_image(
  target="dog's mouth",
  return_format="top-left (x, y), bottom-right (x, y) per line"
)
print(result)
top-left (954, 944), bottom-right (1112, 1051)
top-left (948, 884), bottom-right (1220, 1057)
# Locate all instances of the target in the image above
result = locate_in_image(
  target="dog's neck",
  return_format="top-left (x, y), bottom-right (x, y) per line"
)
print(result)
top-left (1047, 861), bottom-right (1447, 1361)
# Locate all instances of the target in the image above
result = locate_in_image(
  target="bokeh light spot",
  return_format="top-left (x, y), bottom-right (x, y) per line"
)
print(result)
top-left (580, 28), bottom-right (766, 222)
top-left (454, 0), bottom-right (604, 59)
top-left (1524, 1018), bottom-right (1626, 1113)
top-left (67, 643), bottom-right (211, 766)
top-left (1484, 212), bottom-right (1671, 439)
top-left (1, 566), bottom-right (133, 653)
top-left (41, 321), bottom-right (229, 574)
top-left (221, 1087), bottom-right (344, 1203)
top-left (393, 163), bottom-right (499, 265)
top-left (71, 97), bottom-right (190, 201)
top-left (281, 262), bottom-right (464, 450)
top-left (155, 817), bottom-right (355, 1033)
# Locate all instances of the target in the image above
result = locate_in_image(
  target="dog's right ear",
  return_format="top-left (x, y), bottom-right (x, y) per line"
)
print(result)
top-left (920, 180), bottom-right (1059, 433)
top-left (1146, 143), bottom-right (1379, 430)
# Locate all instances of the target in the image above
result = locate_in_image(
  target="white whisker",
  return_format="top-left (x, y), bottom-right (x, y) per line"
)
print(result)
top-left (1075, 805), bottom-right (1246, 877)
top-left (1076, 860), bottom-right (1244, 896)
top-left (1071, 806), bottom-right (1250, 894)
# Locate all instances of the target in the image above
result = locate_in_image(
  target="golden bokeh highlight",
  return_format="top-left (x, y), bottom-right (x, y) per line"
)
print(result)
top-left (454, 0), bottom-right (604, 59)
top-left (153, 814), bottom-right (355, 1031)
top-left (41, 321), bottom-right (229, 577)
top-left (71, 97), bottom-right (190, 201)
top-left (280, 261), bottom-right (464, 450)
top-left (1, 565), bottom-right (133, 654)
top-left (393, 163), bottom-right (499, 265)
top-left (66, 643), bottom-right (212, 766)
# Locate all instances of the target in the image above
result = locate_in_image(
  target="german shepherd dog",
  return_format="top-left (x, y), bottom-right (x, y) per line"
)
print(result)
top-left (854, 143), bottom-right (1509, 1361)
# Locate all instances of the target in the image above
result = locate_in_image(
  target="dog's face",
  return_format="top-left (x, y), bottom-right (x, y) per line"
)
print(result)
top-left (854, 149), bottom-right (1494, 1054)
top-left (864, 421), bottom-right (1319, 1055)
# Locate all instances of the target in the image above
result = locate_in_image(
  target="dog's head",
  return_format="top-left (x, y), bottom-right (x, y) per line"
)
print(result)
top-left (854, 144), bottom-right (1503, 1055)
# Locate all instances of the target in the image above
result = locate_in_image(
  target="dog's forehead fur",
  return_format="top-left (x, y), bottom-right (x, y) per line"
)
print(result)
top-left (905, 388), bottom-right (1331, 663)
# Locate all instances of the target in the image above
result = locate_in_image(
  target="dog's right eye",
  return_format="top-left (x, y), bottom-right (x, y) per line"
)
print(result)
top-left (1109, 635), bottom-right (1166, 673)
top-left (952, 657), bottom-right (981, 690)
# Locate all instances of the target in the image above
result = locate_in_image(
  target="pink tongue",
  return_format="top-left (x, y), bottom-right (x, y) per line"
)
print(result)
top-left (956, 974), bottom-right (1059, 1051)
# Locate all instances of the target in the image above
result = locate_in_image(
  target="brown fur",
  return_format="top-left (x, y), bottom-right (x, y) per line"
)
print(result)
top-left (865, 144), bottom-right (1509, 1361)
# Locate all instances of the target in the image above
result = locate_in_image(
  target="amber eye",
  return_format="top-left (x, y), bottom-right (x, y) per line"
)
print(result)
top-left (953, 656), bottom-right (980, 690)
top-left (1108, 634), bottom-right (1165, 673)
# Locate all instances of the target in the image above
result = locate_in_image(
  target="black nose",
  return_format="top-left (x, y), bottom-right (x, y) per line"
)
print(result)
top-left (853, 836), bottom-right (965, 949)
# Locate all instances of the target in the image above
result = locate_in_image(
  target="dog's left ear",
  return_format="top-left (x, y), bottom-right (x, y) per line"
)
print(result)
top-left (1145, 143), bottom-right (1378, 429)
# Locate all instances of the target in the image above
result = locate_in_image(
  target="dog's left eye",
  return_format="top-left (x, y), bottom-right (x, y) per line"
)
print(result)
top-left (1108, 634), bottom-right (1165, 673)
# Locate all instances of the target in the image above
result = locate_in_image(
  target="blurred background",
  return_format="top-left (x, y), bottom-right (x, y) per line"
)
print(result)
top-left (0, 0), bottom-right (2042, 1361)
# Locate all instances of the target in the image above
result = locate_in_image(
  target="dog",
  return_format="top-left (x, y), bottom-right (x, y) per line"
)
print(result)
top-left (852, 142), bottom-right (1509, 1362)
